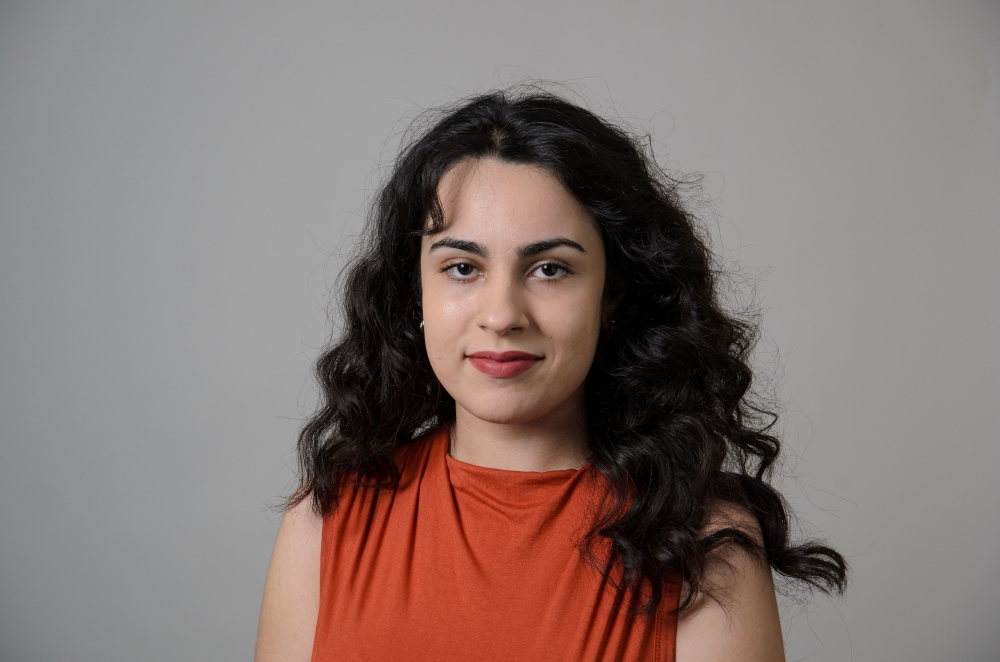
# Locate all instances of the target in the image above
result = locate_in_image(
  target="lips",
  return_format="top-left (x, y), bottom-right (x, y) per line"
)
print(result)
top-left (466, 351), bottom-right (543, 378)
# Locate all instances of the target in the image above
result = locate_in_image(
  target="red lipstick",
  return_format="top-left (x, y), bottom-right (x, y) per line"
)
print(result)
top-left (466, 351), bottom-right (543, 378)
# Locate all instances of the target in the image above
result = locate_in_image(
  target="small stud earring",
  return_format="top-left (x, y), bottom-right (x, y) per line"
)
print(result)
top-left (419, 320), bottom-right (424, 330)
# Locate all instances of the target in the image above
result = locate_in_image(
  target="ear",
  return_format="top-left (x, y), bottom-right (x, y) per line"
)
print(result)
top-left (600, 272), bottom-right (625, 331)
top-left (601, 292), bottom-right (624, 333)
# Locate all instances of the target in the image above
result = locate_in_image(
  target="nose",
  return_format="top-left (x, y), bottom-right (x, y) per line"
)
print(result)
top-left (476, 272), bottom-right (529, 335)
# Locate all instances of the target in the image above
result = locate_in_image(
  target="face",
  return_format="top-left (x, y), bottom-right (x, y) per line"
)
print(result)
top-left (419, 158), bottom-right (607, 426)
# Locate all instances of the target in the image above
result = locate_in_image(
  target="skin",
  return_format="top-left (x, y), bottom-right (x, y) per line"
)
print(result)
top-left (419, 158), bottom-right (605, 472)
top-left (254, 157), bottom-right (785, 661)
top-left (677, 504), bottom-right (786, 662)
top-left (255, 499), bottom-right (322, 662)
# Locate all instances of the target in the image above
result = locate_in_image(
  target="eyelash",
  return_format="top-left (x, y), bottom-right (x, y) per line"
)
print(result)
top-left (440, 261), bottom-right (571, 281)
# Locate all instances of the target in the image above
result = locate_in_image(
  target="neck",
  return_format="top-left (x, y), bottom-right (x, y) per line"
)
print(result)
top-left (449, 389), bottom-right (591, 472)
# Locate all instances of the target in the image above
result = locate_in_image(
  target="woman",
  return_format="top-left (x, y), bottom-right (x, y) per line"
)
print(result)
top-left (254, 87), bottom-right (847, 662)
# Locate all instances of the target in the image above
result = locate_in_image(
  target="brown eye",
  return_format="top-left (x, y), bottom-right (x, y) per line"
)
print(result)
top-left (443, 262), bottom-right (478, 280)
top-left (534, 262), bottom-right (567, 279)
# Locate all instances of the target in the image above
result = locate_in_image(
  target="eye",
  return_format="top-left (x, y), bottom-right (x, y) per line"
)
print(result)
top-left (442, 261), bottom-right (479, 280)
top-left (532, 262), bottom-right (569, 280)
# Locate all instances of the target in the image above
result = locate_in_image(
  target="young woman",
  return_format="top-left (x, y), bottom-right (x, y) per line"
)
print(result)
top-left (254, 88), bottom-right (847, 662)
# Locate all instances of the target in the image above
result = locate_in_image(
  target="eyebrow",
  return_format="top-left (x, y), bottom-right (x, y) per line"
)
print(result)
top-left (517, 238), bottom-right (587, 259)
top-left (428, 237), bottom-right (586, 259)
top-left (428, 237), bottom-right (488, 258)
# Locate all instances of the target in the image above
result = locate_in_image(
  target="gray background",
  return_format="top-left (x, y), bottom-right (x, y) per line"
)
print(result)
top-left (1, 1), bottom-right (997, 660)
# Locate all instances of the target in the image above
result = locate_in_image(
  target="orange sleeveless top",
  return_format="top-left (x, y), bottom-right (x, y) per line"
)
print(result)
top-left (311, 424), bottom-right (680, 661)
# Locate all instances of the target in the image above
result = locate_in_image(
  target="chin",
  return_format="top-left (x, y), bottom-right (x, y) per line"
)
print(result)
top-left (456, 393), bottom-right (553, 425)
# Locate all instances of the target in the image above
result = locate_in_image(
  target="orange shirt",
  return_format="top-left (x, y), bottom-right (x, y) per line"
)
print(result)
top-left (311, 424), bottom-right (680, 661)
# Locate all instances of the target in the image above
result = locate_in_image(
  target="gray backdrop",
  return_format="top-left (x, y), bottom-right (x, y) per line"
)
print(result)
top-left (1, 1), bottom-right (997, 660)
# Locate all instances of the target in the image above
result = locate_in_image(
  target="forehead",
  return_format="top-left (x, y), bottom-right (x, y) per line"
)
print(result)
top-left (425, 158), bottom-right (600, 246)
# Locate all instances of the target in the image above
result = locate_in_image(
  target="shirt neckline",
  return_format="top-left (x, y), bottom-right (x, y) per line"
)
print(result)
top-left (439, 424), bottom-right (592, 475)
top-left (435, 425), bottom-right (594, 501)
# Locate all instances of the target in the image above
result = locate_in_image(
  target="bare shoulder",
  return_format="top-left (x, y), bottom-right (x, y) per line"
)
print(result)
top-left (254, 496), bottom-right (324, 662)
top-left (701, 499), bottom-right (765, 545)
top-left (674, 499), bottom-right (785, 662)
top-left (278, 495), bottom-right (325, 544)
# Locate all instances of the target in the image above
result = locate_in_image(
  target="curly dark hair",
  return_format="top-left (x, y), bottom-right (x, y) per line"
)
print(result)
top-left (290, 85), bottom-right (848, 616)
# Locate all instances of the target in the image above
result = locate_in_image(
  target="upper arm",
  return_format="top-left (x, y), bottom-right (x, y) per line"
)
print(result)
top-left (674, 502), bottom-right (785, 662)
top-left (254, 497), bottom-right (324, 662)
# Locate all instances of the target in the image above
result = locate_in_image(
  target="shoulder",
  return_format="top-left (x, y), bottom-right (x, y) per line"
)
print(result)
top-left (278, 495), bottom-right (326, 547)
top-left (701, 499), bottom-right (765, 546)
top-left (254, 496), bottom-right (323, 662)
top-left (674, 499), bottom-right (784, 662)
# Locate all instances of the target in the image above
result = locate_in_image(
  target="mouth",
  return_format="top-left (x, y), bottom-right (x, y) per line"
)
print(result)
top-left (466, 351), bottom-right (543, 379)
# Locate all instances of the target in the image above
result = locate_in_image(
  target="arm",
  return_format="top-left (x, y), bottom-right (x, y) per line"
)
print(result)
top-left (254, 497), bottom-right (323, 662)
top-left (675, 503), bottom-right (785, 662)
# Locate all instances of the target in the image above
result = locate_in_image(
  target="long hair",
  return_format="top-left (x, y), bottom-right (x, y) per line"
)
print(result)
top-left (290, 85), bottom-right (848, 615)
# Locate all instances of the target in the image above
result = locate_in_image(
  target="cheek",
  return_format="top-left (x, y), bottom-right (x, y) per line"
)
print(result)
top-left (541, 292), bottom-right (603, 359)
top-left (420, 263), bottom-right (464, 323)
top-left (420, 289), bottom-right (467, 381)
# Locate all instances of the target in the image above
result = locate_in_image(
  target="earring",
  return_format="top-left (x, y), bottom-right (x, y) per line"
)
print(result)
top-left (419, 320), bottom-right (424, 330)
